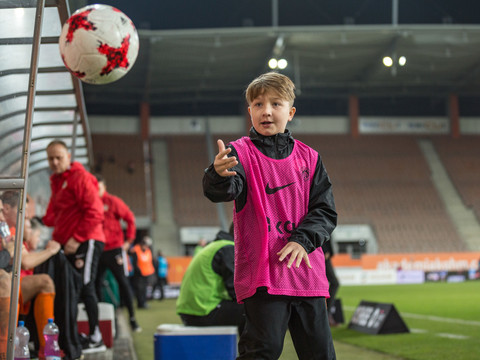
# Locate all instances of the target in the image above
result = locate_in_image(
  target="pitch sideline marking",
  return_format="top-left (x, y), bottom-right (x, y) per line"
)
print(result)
top-left (401, 312), bottom-right (480, 327)
top-left (436, 333), bottom-right (470, 340)
top-left (410, 328), bottom-right (470, 340)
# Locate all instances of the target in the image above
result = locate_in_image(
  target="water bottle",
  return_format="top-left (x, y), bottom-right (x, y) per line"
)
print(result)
top-left (43, 318), bottom-right (61, 360)
top-left (0, 221), bottom-right (10, 239)
top-left (14, 320), bottom-right (30, 360)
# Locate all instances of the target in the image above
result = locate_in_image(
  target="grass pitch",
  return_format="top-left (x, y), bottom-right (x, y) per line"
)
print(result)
top-left (129, 281), bottom-right (480, 360)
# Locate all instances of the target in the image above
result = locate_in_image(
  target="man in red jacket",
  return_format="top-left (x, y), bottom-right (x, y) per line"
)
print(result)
top-left (43, 140), bottom-right (106, 353)
top-left (94, 174), bottom-right (141, 332)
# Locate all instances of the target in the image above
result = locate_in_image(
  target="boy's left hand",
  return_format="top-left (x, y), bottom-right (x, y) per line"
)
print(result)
top-left (277, 242), bottom-right (312, 269)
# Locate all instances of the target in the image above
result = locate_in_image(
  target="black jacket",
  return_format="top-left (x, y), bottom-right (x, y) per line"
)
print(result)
top-left (203, 127), bottom-right (337, 254)
top-left (211, 230), bottom-right (236, 300)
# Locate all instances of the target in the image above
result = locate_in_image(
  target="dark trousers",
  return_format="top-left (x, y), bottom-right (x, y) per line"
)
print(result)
top-left (35, 252), bottom-right (83, 360)
top-left (154, 276), bottom-right (167, 300)
top-left (133, 274), bottom-right (149, 308)
top-left (325, 258), bottom-right (339, 312)
top-left (237, 289), bottom-right (336, 360)
top-left (180, 300), bottom-right (245, 334)
top-left (67, 240), bottom-right (104, 335)
top-left (95, 247), bottom-right (136, 319)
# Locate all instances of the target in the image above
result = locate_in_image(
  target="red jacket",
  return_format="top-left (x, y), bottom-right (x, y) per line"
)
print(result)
top-left (43, 162), bottom-right (105, 245)
top-left (101, 191), bottom-right (136, 251)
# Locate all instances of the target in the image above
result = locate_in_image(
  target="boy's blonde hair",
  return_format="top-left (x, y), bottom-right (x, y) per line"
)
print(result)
top-left (245, 72), bottom-right (296, 106)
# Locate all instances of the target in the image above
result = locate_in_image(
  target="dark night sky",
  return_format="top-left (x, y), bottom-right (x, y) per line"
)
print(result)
top-left (87, 0), bottom-right (480, 30)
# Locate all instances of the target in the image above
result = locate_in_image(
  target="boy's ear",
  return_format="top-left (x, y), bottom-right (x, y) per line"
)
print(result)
top-left (288, 106), bottom-right (296, 120)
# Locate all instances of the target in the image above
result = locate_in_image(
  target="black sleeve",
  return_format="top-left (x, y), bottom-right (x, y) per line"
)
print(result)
top-left (202, 145), bottom-right (248, 211)
top-left (211, 245), bottom-right (236, 300)
top-left (288, 154), bottom-right (337, 253)
top-left (322, 238), bottom-right (333, 256)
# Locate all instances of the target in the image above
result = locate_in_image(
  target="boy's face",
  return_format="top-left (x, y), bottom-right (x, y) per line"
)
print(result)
top-left (248, 91), bottom-right (296, 136)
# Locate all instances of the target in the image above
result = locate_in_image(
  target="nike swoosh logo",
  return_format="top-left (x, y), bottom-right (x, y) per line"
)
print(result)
top-left (265, 182), bottom-right (295, 195)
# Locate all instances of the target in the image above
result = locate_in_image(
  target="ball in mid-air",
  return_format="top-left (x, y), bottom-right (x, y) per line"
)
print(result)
top-left (59, 4), bottom-right (139, 85)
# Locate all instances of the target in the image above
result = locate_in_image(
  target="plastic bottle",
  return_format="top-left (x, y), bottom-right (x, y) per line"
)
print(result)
top-left (43, 318), bottom-right (61, 360)
top-left (14, 320), bottom-right (30, 360)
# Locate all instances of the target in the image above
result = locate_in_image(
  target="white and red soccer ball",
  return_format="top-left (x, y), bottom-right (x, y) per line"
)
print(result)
top-left (59, 4), bottom-right (139, 85)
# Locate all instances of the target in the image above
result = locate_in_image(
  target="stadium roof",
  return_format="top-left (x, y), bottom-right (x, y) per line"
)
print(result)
top-left (80, 0), bottom-right (480, 116)
top-left (2, 0), bottom-right (480, 181)
top-left (84, 24), bottom-right (480, 116)
top-left (0, 0), bottom-right (92, 180)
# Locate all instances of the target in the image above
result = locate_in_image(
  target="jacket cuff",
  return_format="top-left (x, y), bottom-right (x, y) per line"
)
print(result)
top-left (288, 237), bottom-right (315, 254)
top-left (204, 163), bottom-right (228, 183)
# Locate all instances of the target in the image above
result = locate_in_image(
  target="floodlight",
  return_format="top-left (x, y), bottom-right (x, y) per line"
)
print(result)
top-left (268, 58), bottom-right (278, 69)
top-left (383, 56), bottom-right (393, 67)
top-left (277, 59), bottom-right (288, 69)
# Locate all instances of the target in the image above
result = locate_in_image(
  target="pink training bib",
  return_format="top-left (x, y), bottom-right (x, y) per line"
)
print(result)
top-left (231, 137), bottom-right (330, 302)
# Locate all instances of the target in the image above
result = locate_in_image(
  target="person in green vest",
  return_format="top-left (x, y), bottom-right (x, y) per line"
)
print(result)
top-left (176, 226), bottom-right (245, 333)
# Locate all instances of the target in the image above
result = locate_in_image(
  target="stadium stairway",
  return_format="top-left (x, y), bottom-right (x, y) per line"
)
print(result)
top-left (418, 139), bottom-right (480, 251)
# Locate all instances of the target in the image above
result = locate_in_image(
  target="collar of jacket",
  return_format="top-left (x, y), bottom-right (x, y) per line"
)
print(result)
top-left (51, 161), bottom-right (82, 181)
top-left (248, 127), bottom-right (294, 159)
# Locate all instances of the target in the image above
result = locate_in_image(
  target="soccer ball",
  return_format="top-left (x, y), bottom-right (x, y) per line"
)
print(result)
top-left (59, 4), bottom-right (139, 85)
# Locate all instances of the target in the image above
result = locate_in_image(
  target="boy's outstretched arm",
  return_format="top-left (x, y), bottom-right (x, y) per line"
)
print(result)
top-left (214, 139), bottom-right (238, 177)
top-left (203, 139), bottom-right (245, 204)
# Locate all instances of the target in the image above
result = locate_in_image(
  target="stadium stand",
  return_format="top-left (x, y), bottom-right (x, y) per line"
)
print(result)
top-left (432, 136), bottom-right (480, 223)
top-left (166, 135), bottom-right (235, 227)
top-left (94, 133), bottom-right (474, 254)
top-left (91, 134), bottom-right (148, 216)
top-left (296, 135), bottom-right (466, 253)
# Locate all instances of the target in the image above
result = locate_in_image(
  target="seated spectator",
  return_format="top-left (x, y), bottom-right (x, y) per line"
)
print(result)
top-left (0, 210), bottom-right (12, 359)
top-left (176, 227), bottom-right (245, 334)
top-left (0, 192), bottom-right (58, 359)
top-left (21, 218), bottom-right (61, 277)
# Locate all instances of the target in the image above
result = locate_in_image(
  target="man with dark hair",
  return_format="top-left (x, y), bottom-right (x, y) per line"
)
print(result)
top-left (94, 174), bottom-right (141, 332)
top-left (43, 140), bottom-right (106, 353)
top-left (0, 190), bottom-right (21, 237)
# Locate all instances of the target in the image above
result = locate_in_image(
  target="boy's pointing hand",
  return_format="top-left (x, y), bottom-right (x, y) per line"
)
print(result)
top-left (214, 139), bottom-right (238, 177)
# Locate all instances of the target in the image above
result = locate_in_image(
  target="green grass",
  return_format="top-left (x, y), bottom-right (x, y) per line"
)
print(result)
top-left (128, 281), bottom-right (480, 360)
top-left (332, 282), bottom-right (480, 360)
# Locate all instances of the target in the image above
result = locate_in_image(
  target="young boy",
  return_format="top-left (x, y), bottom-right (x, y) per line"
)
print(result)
top-left (203, 72), bottom-right (337, 360)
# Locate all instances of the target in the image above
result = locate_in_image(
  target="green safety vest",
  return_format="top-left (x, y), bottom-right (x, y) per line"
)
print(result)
top-left (176, 239), bottom-right (234, 316)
